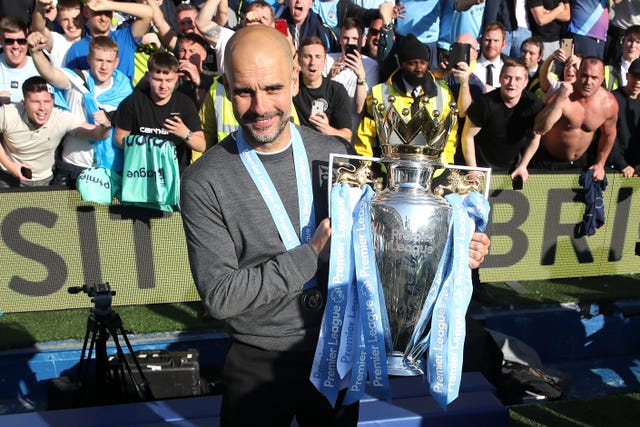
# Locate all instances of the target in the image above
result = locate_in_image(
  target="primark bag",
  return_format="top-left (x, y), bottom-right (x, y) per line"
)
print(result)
top-left (77, 167), bottom-right (122, 204)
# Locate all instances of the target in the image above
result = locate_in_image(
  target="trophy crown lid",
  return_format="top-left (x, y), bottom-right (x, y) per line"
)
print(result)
top-left (373, 94), bottom-right (458, 161)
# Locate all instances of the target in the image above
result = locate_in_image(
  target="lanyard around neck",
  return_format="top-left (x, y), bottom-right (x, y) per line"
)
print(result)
top-left (235, 123), bottom-right (316, 251)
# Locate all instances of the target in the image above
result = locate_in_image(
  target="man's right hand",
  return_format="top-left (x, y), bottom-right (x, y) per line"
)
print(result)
top-left (6, 161), bottom-right (29, 180)
top-left (557, 81), bottom-right (573, 99)
top-left (27, 32), bottom-right (48, 52)
top-left (310, 218), bottom-right (331, 255)
top-left (36, 0), bottom-right (55, 11)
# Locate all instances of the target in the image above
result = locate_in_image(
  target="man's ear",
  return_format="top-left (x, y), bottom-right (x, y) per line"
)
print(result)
top-left (291, 65), bottom-right (300, 97)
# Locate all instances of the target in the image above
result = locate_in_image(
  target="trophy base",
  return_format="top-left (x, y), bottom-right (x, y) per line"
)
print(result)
top-left (387, 352), bottom-right (424, 376)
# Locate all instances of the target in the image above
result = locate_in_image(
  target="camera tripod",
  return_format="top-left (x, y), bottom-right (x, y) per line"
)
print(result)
top-left (69, 283), bottom-right (154, 405)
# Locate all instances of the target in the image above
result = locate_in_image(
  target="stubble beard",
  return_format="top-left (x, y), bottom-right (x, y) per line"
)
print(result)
top-left (239, 110), bottom-right (290, 145)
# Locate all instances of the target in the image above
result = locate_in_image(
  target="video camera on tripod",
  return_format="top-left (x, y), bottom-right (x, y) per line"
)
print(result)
top-left (63, 282), bottom-right (153, 405)
top-left (68, 283), bottom-right (115, 317)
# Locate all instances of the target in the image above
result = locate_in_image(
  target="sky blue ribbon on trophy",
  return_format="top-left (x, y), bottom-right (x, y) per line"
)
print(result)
top-left (235, 124), bottom-right (316, 290)
top-left (310, 183), bottom-right (356, 406)
top-left (347, 185), bottom-right (391, 404)
top-left (424, 191), bottom-right (490, 408)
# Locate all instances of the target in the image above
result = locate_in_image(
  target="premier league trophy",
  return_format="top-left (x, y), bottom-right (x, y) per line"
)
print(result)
top-left (312, 95), bottom-right (489, 408)
top-left (368, 96), bottom-right (460, 376)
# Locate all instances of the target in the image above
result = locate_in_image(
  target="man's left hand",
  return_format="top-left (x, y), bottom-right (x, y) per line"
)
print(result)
top-left (469, 232), bottom-right (490, 269)
top-left (164, 115), bottom-right (189, 140)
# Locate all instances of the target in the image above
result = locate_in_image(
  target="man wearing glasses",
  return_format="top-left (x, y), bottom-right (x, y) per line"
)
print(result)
top-left (0, 16), bottom-right (39, 103)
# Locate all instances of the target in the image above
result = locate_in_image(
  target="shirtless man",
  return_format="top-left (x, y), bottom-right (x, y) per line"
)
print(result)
top-left (533, 56), bottom-right (618, 181)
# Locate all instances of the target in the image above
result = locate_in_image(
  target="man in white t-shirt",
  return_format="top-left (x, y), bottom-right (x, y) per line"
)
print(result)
top-left (0, 76), bottom-right (112, 188)
top-left (29, 34), bottom-right (133, 187)
top-left (0, 17), bottom-right (40, 103)
top-left (194, 0), bottom-right (235, 74)
top-left (31, 0), bottom-right (86, 68)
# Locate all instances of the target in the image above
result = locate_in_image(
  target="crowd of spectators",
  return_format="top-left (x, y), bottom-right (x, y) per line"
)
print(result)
top-left (0, 0), bottom-right (639, 191)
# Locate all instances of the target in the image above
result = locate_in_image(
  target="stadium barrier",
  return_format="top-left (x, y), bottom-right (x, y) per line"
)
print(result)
top-left (1, 174), bottom-right (638, 313)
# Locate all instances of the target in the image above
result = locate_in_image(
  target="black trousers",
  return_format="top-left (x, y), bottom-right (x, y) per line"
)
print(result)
top-left (221, 340), bottom-right (359, 427)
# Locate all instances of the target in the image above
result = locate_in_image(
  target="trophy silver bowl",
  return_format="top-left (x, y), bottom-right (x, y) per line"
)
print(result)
top-left (370, 157), bottom-right (452, 375)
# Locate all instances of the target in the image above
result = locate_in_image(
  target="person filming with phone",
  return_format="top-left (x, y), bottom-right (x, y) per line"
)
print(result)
top-left (325, 17), bottom-right (379, 133)
top-left (293, 36), bottom-right (353, 141)
top-left (113, 51), bottom-right (205, 173)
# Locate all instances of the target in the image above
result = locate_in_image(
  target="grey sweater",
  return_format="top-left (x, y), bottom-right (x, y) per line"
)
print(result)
top-left (181, 126), bottom-right (354, 352)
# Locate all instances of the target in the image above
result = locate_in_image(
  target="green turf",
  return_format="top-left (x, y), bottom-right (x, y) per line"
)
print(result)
top-left (509, 393), bottom-right (640, 427)
top-left (0, 302), bottom-right (224, 350)
top-left (1, 275), bottom-right (639, 425)
top-left (473, 274), bottom-right (640, 308)
top-left (2, 274), bottom-right (638, 351)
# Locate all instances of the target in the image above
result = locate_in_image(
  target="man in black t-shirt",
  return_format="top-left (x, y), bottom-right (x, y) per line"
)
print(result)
top-left (608, 58), bottom-right (640, 178)
top-left (526, 0), bottom-right (570, 61)
top-left (293, 36), bottom-right (353, 142)
top-left (462, 58), bottom-right (544, 183)
top-left (113, 51), bottom-right (205, 172)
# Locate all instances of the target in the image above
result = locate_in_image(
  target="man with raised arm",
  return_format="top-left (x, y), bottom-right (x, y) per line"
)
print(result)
top-left (533, 56), bottom-right (618, 180)
top-left (64, 0), bottom-right (153, 82)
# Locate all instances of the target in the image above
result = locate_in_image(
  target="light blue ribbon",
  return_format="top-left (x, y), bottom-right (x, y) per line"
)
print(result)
top-left (310, 183), bottom-right (356, 405)
top-left (427, 192), bottom-right (489, 408)
top-left (349, 185), bottom-right (391, 403)
top-left (235, 124), bottom-right (316, 289)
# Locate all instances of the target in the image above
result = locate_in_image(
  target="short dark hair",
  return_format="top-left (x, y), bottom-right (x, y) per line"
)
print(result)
top-left (520, 37), bottom-right (544, 58)
top-left (178, 33), bottom-right (208, 51)
top-left (624, 25), bottom-right (640, 40)
top-left (147, 51), bottom-right (179, 74)
top-left (298, 36), bottom-right (327, 54)
top-left (177, 3), bottom-right (197, 14)
top-left (579, 56), bottom-right (605, 73)
top-left (22, 76), bottom-right (51, 98)
top-left (57, 0), bottom-right (82, 12)
top-left (341, 17), bottom-right (364, 41)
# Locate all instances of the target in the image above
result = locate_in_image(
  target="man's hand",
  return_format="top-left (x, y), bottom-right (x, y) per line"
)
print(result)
top-left (5, 160), bottom-right (29, 180)
top-left (510, 166), bottom-right (529, 182)
top-left (164, 115), bottom-right (190, 140)
top-left (36, 0), bottom-right (55, 12)
top-left (589, 164), bottom-right (606, 181)
top-left (621, 165), bottom-right (635, 178)
top-left (85, 0), bottom-right (111, 12)
top-left (469, 232), bottom-right (490, 269)
top-left (450, 61), bottom-right (471, 85)
top-left (141, 32), bottom-right (162, 49)
top-left (178, 60), bottom-right (201, 86)
top-left (557, 81), bottom-right (573, 99)
top-left (308, 111), bottom-right (331, 134)
top-left (27, 32), bottom-right (48, 52)
top-left (343, 49), bottom-right (365, 82)
top-left (92, 110), bottom-right (112, 128)
top-left (310, 218), bottom-right (331, 255)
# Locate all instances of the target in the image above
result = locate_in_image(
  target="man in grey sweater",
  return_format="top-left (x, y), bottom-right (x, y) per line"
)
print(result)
top-left (180, 25), bottom-right (490, 427)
